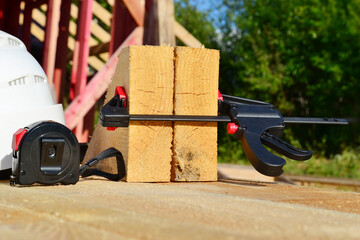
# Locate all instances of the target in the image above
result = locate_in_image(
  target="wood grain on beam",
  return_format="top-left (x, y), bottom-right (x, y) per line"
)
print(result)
top-left (172, 47), bottom-right (219, 181)
top-left (84, 45), bottom-right (174, 182)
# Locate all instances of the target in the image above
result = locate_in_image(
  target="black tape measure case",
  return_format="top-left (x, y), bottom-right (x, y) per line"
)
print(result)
top-left (11, 121), bottom-right (80, 186)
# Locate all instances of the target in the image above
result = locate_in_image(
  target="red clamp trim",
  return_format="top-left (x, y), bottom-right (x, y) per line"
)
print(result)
top-left (218, 90), bottom-right (224, 115)
top-left (218, 90), bottom-right (224, 101)
top-left (12, 128), bottom-right (28, 151)
top-left (115, 86), bottom-right (127, 108)
top-left (107, 86), bottom-right (127, 131)
top-left (227, 123), bottom-right (239, 135)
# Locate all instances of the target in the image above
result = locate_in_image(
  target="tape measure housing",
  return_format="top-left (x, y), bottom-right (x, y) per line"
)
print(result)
top-left (11, 121), bottom-right (80, 186)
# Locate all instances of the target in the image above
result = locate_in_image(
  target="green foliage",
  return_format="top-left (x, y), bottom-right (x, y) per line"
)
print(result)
top-left (174, 0), bottom-right (218, 48)
top-left (217, 126), bottom-right (246, 164)
top-left (284, 147), bottom-right (360, 179)
top-left (175, 0), bottom-right (360, 177)
top-left (218, 0), bottom-right (360, 156)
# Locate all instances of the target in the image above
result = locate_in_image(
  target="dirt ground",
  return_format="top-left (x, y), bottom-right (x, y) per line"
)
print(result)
top-left (0, 176), bottom-right (359, 240)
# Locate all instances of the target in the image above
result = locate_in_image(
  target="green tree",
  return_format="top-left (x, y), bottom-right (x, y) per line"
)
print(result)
top-left (218, 0), bottom-right (360, 157)
top-left (174, 0), bottom-right (218, 48)
top-left (175, 0), bottom-right (360, 165)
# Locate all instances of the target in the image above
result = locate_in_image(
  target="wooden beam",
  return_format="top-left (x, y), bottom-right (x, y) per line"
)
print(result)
top-left (69, 0), bottom-right (93, 99)
top-left (3, 0), bottom-right (21, 37)
top-left (0, 0), bottom-right (4, 29)
top-left (109, 0), bottom-right (137, 55)
top-left (171, 47), bottom-right (219, 181)
top-left (53, 0), bottom-right (71, 103)
top-left (32, 8), bottom-right (46, 25)
top-left (91, 19), bottom-right (110, 42)
top-left (41, 4), bottom-right (110, 48)
top-left (34, 2), bottom-right (119, 71)
top-left (70, 0), bottom-right (94, 142)
top-left (21, 1), bottom-right (33, 50)
top-left (66, 32), bottom-right (105, 71)
top-left (20, 0), bottom-right (47, 49)
top-left (83, 45), bottom-right (174, 182)
top-left (65, 27), bottom-right (143, 130)
top-left (30, 21), bottom-right (45, 41)
top-left (88, 42), bottom-right (109, 57)
top-left (67, 42), bottom-right (110, 61)
top-left (93, 0), bottom-right (112, 26)
top-left (143, 0), bottom-right (175, 46)
top-left (82, 90), bottom-right (95, 141)
top-left (32, 7), bottom-right (105, 71)
top-left (122, 0), bottom-right (145, 26)
top-left (71, 1), bottom-right (113, 36)
top-left (174, 21), bottom-right (202, 48)
top-left (88, 56), bottom-right (105, 70)
top-left (68, 19), bottom-right (98, 46)
top-left (42, 0), bottom-right (61, 90)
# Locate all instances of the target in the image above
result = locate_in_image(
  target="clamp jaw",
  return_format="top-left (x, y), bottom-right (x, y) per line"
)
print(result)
top-left (100, 87), bottom-right (346, 177)
top-left (218, 94), bottom-right (312, 176)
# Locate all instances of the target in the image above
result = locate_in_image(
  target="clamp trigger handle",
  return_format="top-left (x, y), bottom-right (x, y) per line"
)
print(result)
top-left (241, 131), bottom-right (286, 177)
top-left (261, 132), bottom-right (313, 161)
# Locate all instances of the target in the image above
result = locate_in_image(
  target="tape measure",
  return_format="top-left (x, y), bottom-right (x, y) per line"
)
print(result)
top-left (10, 121), bottom-right (125, 186)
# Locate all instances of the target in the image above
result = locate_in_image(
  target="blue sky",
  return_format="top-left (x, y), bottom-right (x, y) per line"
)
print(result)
top-left (175, 0), bottom-right (226, 28)
top-left (189, 0), bottom-right (212, 12)
top-left (175, 0), bottom-right (215, 13)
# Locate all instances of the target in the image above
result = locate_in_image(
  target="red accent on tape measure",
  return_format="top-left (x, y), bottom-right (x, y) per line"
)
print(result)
top-left (12, 128), bottom-right (28, 151)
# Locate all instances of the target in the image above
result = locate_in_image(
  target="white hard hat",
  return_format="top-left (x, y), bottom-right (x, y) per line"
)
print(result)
top-left (0, 30), bottom-right (65, 170)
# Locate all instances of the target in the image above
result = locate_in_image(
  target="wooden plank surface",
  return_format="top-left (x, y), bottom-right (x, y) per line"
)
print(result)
top-left (84, 46), bottom-right (174, 182)
top-left (218, 163), bottom-right (275, 182)
top-left (1, 178), bottom-right (359, 239)
top-left (143, 0), bottom-right (176, 46)
top-left (172, 47), bottom-right (219, 181)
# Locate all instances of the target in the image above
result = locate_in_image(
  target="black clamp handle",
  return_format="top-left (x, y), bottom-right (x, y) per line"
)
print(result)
top-left (221, 94), bottom-right (312, 177)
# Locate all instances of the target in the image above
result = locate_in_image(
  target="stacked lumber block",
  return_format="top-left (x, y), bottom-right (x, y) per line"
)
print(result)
top-left (84, 45), bottom-right (219, 182)
top-left (172, 47), bottom-right (219, 181)
top-left (84, 46), bottom-right (174, 182)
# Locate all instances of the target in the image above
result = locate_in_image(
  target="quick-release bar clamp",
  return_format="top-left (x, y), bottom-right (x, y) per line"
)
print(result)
top-left (100, 86), bottom-right (348, 177)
